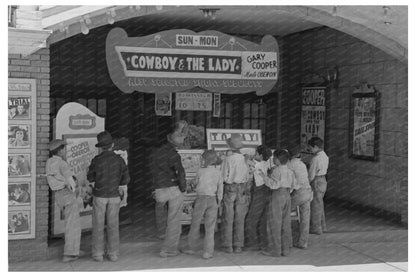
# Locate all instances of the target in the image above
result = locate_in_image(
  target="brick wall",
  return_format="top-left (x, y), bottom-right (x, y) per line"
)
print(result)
top-left (8, 48), bottom-right (51, 262)
top-left (280, 27), bottom-right (408, 224)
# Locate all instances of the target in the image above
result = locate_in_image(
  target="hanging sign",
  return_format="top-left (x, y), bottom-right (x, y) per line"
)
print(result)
top-left (155, 92), bottom-right (172, 116)
top-left (300, 87), bottom-right (326, 153)
top-left (175, 92), bottom-right (212, 111)
top-left (106, 28), bottom-right (279, 96)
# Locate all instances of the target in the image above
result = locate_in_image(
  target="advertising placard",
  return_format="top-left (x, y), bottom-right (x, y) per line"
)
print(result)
top-left (300, 87), bottom-right (326, 153)
top-left (155, 92), bottom-right (172, 116)
top-left (206, 128), bottom-right (262, 153)
top-left (106, 28), bottom-right (279, 96)
top-left (175, 92), bottom-right (212, 111)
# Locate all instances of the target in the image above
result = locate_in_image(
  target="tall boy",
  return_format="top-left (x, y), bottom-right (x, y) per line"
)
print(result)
top-left (87, 131), bottom-right (130, 262)
top-left (244, 145), bottom-right (272, 251)
top-left (46, 139), bottom-right (81, 262)
top-left (221, 134), bottom-right (250, 253)
top-left (308, 137), bottom-right (329, 235)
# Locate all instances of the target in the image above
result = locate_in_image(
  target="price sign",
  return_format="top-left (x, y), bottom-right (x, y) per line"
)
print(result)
top-left (175, 92), bottom-right (212, 111)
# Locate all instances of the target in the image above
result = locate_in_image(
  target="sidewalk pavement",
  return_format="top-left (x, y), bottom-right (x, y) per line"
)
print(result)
top-left (9, 232), bottom-right (408, 272)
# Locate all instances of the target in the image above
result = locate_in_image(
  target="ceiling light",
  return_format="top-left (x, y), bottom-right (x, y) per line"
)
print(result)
top-left (156, 6), bottom-right (163, 11)
top-left (80, 19), bottom-right (89, 35)
top-left (107, 8), bottom-right (116, 25)
top-left (200, 8), bottom-right (220, 20)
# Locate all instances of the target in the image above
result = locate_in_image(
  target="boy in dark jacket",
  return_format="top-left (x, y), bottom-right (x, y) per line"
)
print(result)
top-left (87, 131), bottom-right (130, 262)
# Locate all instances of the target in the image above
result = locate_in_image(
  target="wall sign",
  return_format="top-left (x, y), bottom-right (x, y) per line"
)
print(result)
top-left (106, 28), bottom-right (279, 96)
top-left (349, 84), bottom-right (379, 161)
top-left (53, 102), bottom-right (105, 236)
top-left (8, 78), bottom-right (36, 240)
top-left (300, 87), bottom-right (326, 153)
top-left (206, 128), bottom-right (262, 151)
top-left (175, 92), bottom-right (212, 111)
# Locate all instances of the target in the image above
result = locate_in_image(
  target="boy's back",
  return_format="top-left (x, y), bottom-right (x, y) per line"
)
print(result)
top-left (87, 151), bottom-right (130, 198)
top-left (196, 166), bottom-right (222, 197)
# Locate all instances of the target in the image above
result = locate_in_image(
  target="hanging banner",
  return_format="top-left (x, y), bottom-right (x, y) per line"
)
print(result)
top-left (300, 87), bottom-right (326, 153)
top-left (175, 92), bottom-right (212, 111)
top-left (106, 28), bottom-right (279, 96)
top-left (155, 92), bottom-right (172, 116)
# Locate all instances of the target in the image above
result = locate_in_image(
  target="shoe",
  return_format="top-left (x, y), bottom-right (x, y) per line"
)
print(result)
top-left (294, 244), bottom-right (307, 250)
top-left (159, 251), bottom-right (179, 258)
top-left (234, 247), bottom-right (242, 253)
top-left (78, 250), bottom-right (86, 257)
top-left (309, 230), bottom-right (323, 235)
top-left (93, 256), bottom-right (104, 262)
top-left (182, 249), bottom-right (196, 255)
top-left (202, 252), bottom-right (213, 259)
top-left (108, 255), bottom-right (118, 262)
top-left (260, 250), bottom-right (280, 257)
top-left (62, 255), bottom-right (79, 262)
top-left (223, 247), bottom-right (233, 254)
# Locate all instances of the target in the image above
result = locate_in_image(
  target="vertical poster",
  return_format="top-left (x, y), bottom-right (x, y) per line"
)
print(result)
top-left (8, 78), bottom-right (36, 240)
top-left (351, 94), bottom-right (377, 159)
top-left (300, 87), bottom-right (326, 153)
top-left (213, 93), bottom-right (221, 118)
top-left (155, 92), bottom-right (172, 116)
top-left (53, 102), bottom-right (105, 236)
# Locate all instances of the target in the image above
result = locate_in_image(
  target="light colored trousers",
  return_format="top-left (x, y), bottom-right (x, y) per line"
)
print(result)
top-left (188, 195), bottom-right (218, 255)
top-left (310, 176), bottom-right (327, 234)
top-left (291, 187), bottom-right (313, 247)
top-left (55, 188), bottom-right (81, 256)
top-left (266, 188), bottom-right (291, 257)
top-left (92, 196), bottom-right (121, 258)
top-left (154, 186), bottom-right (184, 253)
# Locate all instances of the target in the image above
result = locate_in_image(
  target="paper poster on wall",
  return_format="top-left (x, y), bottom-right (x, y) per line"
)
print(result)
top-left (53, 102), bottom-right (105, 236)
top-left (155, 92), bottom-right (172, 116)
top-left (213, 93), bottom-right (221, 117)
top-left (175, 92), bottom-right (212, 111)
top-left (8, 78), bottom-right (36, 240)
top-left (300, 87), bottom-right (326, 153)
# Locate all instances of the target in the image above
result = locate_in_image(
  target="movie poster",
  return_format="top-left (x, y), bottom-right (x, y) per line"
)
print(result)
top-left (8, 125), bottom-right (30, 149)
top-left (213, 93), bottom-right (221, 118)
top-left (155, 92), bottom-right (172, 116)
top-left (9, 182), bottom-right (31, 206)
top-left (300, 87), bottom-right (326, 153)
top-left (8, 211), bottom-right (30, 234)
top-left (352, 97), bottom-right (376, 157)
top-left (8, 154), bottom-right (31, 177)
top-left (8, 96), bottom-right (31, 120)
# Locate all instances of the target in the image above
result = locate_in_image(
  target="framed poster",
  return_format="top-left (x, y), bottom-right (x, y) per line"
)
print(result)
top-left (8, 124), bottom-right (30, 148)
top-left (175, 92), bottom-right (212, 111)
top-left (8, 182), bottom-right (31, 206)
top-left (212, 93), bottom-right (221, 118)
top-left (8, 78), bottom-right (36, 240)
top-left (300, 87), bottom-right (326, 154)
top-left (8, 96), bottom-right (31, 120)
top-left (155, 92), bottom-right (172, 116)
top-left (349, 91), bottom-right (379, 160)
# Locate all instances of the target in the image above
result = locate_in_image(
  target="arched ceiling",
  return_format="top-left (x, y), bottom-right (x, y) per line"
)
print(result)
top-left (40, 5), bottom-right (407, 63)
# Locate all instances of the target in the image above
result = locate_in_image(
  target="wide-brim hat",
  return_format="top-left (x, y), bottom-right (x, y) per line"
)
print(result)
top-left (226, 134), bottom-right (244, 150)
top-left (49, 139), bottom-right (66, 151)
top-left (95, 131), bottom-right (113, 147)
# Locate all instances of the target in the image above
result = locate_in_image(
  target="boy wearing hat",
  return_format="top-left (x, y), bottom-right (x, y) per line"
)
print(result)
top-left (87, 131), bottom-right (130, 262)
top-left (183, 150), bottom-right (223, 259)
top-left (46, 139), bottom-right (81, 262)
top-left (288, 145), bottom-right (313, 249)
top-left (151, 125), bottom-right (187, 258)
top-left (308, 137), bottom-right (329, 235)
top-left (221, 133), bottom-right (250, 253)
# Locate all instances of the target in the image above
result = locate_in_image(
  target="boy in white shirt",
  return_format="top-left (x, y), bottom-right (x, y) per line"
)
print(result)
top-left (183, 150), bottom-right (223, 259)
top-left (308, 137), bottom-right (329, 235)
top-left (259, 149), bottom-right (296, 257)
top-left (288, 145), bottom-right (313, 249)
top-left (244, 145), bottom-right (272, 251)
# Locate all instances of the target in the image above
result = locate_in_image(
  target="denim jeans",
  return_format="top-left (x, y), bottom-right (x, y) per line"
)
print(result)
top-left (221, 182), bottom-right (250, 248)
top-left (291, 187), bottom-right (313, 247)
top-left (154, 186), bottom-right (184, 253)
top-left (266, 188), bottom-right (291, 256)
top-left (245, 184), bottom-right (269, 248)
top-left (310, 176), bottom-right (327, 234)
top-left (188, 195), bottom-right (218, 255)
top-left (92, 196), bottom-right (121, 258)
top-left (55, 188), bottom-right (81, 256)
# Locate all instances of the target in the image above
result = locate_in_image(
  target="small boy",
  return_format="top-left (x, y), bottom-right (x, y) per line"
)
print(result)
top-left (87, 131), bottom-right (130, 262)
top-left (259, 149), bottom-right (296, 257)
top-left (308, 137), bottom-right (329, 235)
top-left (221, 134), bottom-right (250, 253)
top-left (288, 145), bottom-right (313, 249)
top-left (183, 150), bottom-right (223, 259)
top-left (244, 145), bottom-right (272, 251)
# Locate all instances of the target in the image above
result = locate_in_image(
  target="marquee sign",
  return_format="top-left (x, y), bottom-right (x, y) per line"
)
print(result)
top-left (106, 28), bottom-right (279, 96)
